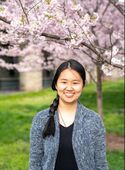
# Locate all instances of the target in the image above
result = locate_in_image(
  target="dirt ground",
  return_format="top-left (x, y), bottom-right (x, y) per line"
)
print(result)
top-left (106, 134), bottom-right (124, 151)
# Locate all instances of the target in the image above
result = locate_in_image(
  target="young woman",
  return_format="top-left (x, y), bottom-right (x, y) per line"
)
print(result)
top-left (29, 59), bottom-right (109, 170)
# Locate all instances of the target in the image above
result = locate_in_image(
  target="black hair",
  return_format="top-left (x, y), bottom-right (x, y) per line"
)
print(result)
top-left (42, 59), bottom-right (86, 138)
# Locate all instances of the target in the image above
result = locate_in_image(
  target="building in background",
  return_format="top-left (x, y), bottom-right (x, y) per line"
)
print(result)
top-left (0, 68), bottom-right (55, 92)
top-left (0, 56), bottom-right (122, 92)
top-left (0, 55), bottom-right (55, 92)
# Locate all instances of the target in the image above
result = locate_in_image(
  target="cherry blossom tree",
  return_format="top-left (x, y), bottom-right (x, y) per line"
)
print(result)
top-left (76, 0), bottom-right (124, 116)
top-left (0, 0), bottom-right (124, 115)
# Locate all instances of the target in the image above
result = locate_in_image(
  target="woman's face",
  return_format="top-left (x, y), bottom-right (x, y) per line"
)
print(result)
top-left (56, 68), bottom-right (84, 104)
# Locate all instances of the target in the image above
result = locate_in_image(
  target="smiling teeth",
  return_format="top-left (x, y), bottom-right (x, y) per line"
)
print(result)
top-left (65, 93), bottom-right (74, 97)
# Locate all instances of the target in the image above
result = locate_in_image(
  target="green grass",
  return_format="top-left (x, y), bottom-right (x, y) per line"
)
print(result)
top-left (0, 141), bottom-right (29, 170)
top-left (104, 113), bottom-right (124, 136)
top-left (0, 79), bottom-right (124, 170)
top-left (107, 151), bottom-right (124, 170)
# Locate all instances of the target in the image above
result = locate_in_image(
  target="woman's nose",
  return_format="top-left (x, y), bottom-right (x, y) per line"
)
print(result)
top-left (66, 83), bottom-right (73, 90)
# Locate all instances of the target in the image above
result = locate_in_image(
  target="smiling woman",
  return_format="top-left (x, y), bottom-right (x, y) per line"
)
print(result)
top-left (54, 66), bottom-right (84, 129)
top-left (29, 59), bottom-right (109, 170)
top-left (56, 69), bottom-right (83, 105)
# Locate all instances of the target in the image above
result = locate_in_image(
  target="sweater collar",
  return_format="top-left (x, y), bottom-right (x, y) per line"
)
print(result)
top-left (55, 103), bottom-right (87, 128)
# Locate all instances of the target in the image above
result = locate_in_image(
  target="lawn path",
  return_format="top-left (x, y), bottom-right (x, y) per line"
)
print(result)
top-left (106, 134), bottom-right (124, 151)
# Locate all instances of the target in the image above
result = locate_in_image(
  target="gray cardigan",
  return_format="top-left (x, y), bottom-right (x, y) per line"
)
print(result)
top-left (29, 104), bottom-right (109, 170)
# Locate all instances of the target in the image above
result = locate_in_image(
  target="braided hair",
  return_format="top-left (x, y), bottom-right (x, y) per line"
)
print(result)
top-left (42, 59), bottom-right (86, 138)
top-left (42, 95), bottom-right (59, 138)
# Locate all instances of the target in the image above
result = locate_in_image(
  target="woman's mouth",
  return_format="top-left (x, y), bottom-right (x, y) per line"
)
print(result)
top-left (64, 93), bottom-right (74, 98)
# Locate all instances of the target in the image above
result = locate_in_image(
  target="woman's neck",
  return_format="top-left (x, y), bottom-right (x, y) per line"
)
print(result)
top-left (58, 100), bottom-right (78, 114)
top-left (57, 100), bottom-right (78, 127)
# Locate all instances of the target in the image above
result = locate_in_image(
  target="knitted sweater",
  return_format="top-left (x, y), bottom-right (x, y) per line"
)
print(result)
top-left (29, 104), bottom-right (109, 170)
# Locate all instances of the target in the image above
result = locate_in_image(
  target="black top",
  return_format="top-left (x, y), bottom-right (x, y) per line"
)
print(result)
top-left (54, 123), bottom-right (78, 170)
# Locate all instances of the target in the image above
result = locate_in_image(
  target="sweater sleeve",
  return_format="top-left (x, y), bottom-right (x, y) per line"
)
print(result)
top-left (94, 116), bottom-right (109, 170)
top-left (29, 114), bottom-right (44, 170)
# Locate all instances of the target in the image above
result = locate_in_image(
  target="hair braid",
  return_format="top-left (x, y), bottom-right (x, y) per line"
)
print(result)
top-left (42, 95), bottom-right (59, 138)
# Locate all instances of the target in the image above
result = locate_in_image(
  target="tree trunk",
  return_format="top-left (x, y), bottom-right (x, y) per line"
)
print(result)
top-left (96, 64), bottom-right (103, 117)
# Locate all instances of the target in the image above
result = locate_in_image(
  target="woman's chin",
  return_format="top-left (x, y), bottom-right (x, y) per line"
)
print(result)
top-left (61, 97), bottom-right (77, 104)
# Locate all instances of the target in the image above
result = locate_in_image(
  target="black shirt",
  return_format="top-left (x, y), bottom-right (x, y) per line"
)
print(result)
top-left (55, 123), bottom-right (78, 170)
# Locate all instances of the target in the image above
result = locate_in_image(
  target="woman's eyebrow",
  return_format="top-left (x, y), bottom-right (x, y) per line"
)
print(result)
top-left (60, 79), bottom-right (67, 80)
top-left (60, 78), bottom-right (81, 81)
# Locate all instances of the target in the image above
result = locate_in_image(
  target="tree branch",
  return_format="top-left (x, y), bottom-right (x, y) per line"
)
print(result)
top-left (109, 32), bottom-right (113, 61)
top-left (109, 0), bottom-right (124, 15)
top-left (41, 32), bottom-right (124, 70)
top-left (81, 42), bottom-right (100, 57)
top-left (0, 16), bottom-right (11, 24)
top-left (85, 68), bottom-right (97, 84)
top-left (41, 32), bottom-right (70, 41)
top-left (0, 28), bottom-right (7, 34)
top-left (102, 2), bottom-right (110, 16)
top-left (102, 57), bottom-right (123, 69)
top-left (0, 42), bottom-right (12, 49)
top-left (18, 0), bottom-right (29, 24)
top-left (27, 0), bottom-right (42, 14)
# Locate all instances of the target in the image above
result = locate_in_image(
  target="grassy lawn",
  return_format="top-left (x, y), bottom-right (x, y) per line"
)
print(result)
top-left (107, 151), bottom-right (124, 170)
top-left (0, 79), bottom-right (124, 170)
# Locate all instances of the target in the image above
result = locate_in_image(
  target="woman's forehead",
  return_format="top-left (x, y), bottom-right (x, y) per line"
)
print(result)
top-left (58, 69), bottom-right (82, 80)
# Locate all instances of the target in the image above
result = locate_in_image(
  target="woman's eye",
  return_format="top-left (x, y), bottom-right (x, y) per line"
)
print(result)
top-left (73, 82), bottom-right (79, 84)
top-left (61, 82), bottom-right (67, 84)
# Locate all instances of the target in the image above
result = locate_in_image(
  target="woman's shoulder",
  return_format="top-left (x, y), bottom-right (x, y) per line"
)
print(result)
top-left (35, 107), bottom-right (50, 119)
top-left (79, 104), bottom-right (104, 128)
top-left (80, 104), bottom-right (99, 117)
